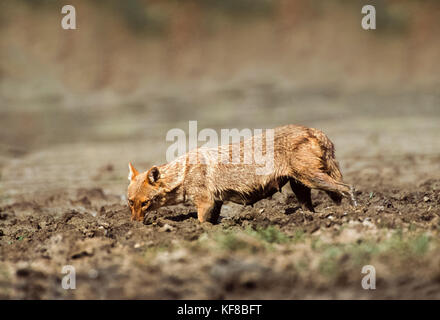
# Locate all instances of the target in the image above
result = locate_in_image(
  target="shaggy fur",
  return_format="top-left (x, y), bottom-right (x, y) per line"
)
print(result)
top-left (127, 124), bottom-right (356, 223)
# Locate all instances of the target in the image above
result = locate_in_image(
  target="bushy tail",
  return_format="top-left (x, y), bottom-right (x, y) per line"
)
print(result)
top-left (310, 128), bottom-right (343, 182)
top-left (310, 128), bottom-right (351, 205)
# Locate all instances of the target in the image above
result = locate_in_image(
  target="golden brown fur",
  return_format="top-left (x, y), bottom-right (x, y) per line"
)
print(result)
top-left (127, 124), bottom-right (356, 223)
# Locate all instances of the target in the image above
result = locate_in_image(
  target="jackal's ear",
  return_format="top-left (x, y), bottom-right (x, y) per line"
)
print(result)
top-left (147, 166), bottom-right (160, 184)
top-left (128, 162), bottom-right (139, 182)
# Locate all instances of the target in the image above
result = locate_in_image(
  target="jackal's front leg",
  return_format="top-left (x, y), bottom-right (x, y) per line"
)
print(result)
top-left (196, 199), bottom-right (223, 224)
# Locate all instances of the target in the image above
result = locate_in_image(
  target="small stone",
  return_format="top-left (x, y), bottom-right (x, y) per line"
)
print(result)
top-left (146, 240), bottom-right (154, 247)
top-left (155, 249), bottom-right (188, 264)
top-left (134, 243), bottom-right (142, 249)
top-left (88, 269), bottom-right (99, 279)
top-left (160, 224), bottom-right (174, 232)
top-left (362, 220), bottom-right (375, 228)
top-left (423, 196), bottom-right (430, 202)
top-left (259, 208), bottom-right (265, 214)
top-left (99, 222), bottom-right (110, 228)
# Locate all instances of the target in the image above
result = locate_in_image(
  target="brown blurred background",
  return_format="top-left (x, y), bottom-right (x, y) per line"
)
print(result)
top-left (0, 0), bottom-right (439, 198)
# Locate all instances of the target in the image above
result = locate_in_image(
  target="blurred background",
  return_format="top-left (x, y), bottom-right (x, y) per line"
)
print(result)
top-left (0, 0), bottom-right (439, 198)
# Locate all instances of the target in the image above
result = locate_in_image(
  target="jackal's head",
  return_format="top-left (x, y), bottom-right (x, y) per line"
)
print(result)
top-left (127, 162), bottom-right (169, 222)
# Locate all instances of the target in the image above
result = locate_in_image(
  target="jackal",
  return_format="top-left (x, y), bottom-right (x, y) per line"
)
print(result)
top-left (127, 124), bottom-right (356, 223)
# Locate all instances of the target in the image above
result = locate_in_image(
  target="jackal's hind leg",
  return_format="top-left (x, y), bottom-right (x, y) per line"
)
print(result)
top-left (290, 179), bottom-right (315, 212)
top-left (326, 191), bottom-right (342, 205)
top-left (308, 173), bottom-right (357, 207)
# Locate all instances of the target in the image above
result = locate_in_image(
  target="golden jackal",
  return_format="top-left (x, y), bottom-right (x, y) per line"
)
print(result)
top-left (127, 124), bottom-right (356, 223)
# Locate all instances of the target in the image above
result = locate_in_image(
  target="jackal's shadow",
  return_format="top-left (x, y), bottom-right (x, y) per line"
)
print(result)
top-left (165, 211), bottom-right (198, 222)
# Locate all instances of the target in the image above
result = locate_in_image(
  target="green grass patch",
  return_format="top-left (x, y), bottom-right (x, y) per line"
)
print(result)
top-left (216, 231), bottom-right (254, 252)
top-left (213, 226), bottom-right (291, 252)
top-left (245, 226), bottom-right (289, 244)
top-left (317, 230), bottom-right (434, 279)
top-left (142, 243), bottom-right (172, 261)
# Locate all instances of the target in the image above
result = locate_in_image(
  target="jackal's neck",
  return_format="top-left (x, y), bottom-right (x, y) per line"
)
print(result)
top-left (159, 156), bottom-right (187, 202)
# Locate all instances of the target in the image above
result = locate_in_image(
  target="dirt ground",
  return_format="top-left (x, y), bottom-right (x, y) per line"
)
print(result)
top-left (0, 86), bottom-right (439, 299)
top-left (1, 0), bottom-right (440, 301)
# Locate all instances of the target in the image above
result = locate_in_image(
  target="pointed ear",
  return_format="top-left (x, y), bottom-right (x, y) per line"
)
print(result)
top-left (128, 162), bottom-right (139, 182)
top-left (147, 166), bottom-right (160, 184)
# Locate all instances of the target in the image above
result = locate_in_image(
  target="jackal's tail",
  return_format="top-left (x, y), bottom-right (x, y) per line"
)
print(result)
top-left (310, 128), bottom-right (343, 182)
top-left (307, 128), bottom-right (357, 206)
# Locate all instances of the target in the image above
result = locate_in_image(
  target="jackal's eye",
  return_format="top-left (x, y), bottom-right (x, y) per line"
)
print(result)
top-left (141, 201), bottom-right (149, 207)
top-left (128, 200), bottom-right (134, 206)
